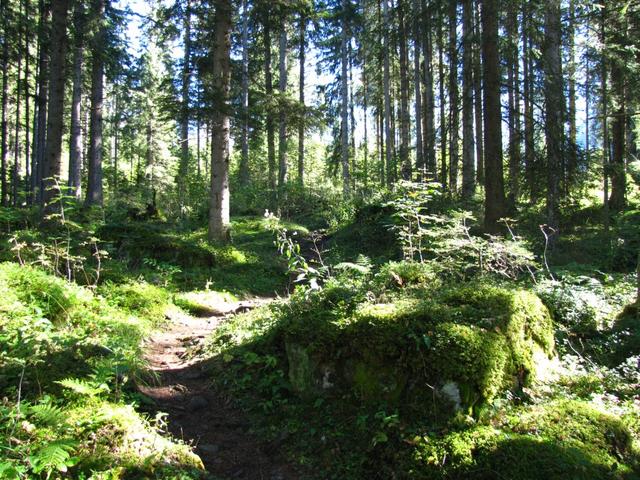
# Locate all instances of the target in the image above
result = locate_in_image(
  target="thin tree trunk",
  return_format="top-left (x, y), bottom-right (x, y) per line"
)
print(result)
top-left (1, 0), bottom-right (9, 206)
top-left (413, 0), bottom-right (423, 177)
top-left (24, 0), bottom-right (31, 199)
top-left (239, 0), bottom-right (250, 186)
top-left (506, 0), bottom-right (520, 210)
top-left (461, 0), bottom-right (475, 199)
top-left (448, 0), bottom-right (458, 193)
top-left (422, 0), bottom-right (435, 179)
top-left (33, 0), bottom-right (50, 205)
top-left (382, 0), bottom-right (394, 186)
top-left (278, 27), bottom-right (288, 188)
top-left (208, 0), bottom-right (232, 242)
top-left (473, 0), bottom-right (483, 186)
top-left (68, 0), bottom-right (84, 199)
top-left (85, 0), bottom-right (105, 207)
top-left (178, 0), bottom-right (191, 209)
top-left (398, 0), bottom-right (411, 180)
top-left (264, 21), bottom-right (276, 204)
top-left (42, 0), bottom-right (69, 209)
top-left (566, 0), bottom-right (577, 191)
top-left (609, 57), bottom-right (626, 212)
top-left (297, 13), bottom-right (305, 186)
top-left (13, 0), bottom-right (23, 206)
top-left (522, 0), bottom-right (535, 201)
top-left (481, 0), bottom-right (506, 232)
top-left (437, 10), bottom-right (446, 189)
top-left (340, 0), bottom-right (350, 195)
top-left (543, 0), bottom-right (562, 229)
top-left (601, 7), bottom-right (609, 232)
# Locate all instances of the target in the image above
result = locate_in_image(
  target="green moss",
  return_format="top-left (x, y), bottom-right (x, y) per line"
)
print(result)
top-left (275, 281), bottom-right (555, 413)
top-left (100, 281), bottom-right (170, 321)
top-left (412, 400), bottom-right (639, 479)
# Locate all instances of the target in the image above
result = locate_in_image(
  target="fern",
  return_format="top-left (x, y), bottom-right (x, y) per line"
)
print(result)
top-left (29, 440), bottom-right (78, 478)
top-left (29, 403), bottom-right (67, 427)
top-left (56, 377), bottom-right (109, 397)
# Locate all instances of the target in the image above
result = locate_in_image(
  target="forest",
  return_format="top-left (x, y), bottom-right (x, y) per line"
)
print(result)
top-left (0, 0), bottom-right (639, 478)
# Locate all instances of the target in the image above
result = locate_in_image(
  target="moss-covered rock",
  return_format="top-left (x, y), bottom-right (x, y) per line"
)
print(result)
top-left (281, 282), bottom-right (555, 414)
top-left (410, 400), bottom-right (639, 479)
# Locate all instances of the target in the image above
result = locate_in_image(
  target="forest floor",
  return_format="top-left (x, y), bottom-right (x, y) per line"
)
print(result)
top-left (140, 296), bottom-right (298, 480)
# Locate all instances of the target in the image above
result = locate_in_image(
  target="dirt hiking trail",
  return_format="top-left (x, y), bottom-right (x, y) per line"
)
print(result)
top-left (139, 298), bottom-right (299, 480)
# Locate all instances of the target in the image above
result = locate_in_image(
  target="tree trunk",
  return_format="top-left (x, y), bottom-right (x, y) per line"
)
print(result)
top-left (481, 0), bottom-right (506, 232)
top-left (85, 0), bottom-right (105, 207)
top-left (461, 0), bottom-right (475, 199)
top-left (33, 0), bottom-right (50, 205)
top-left (13, 0), bottom-right (23, 206)
top-left (448, 0), bottom-right (458, 193)
top-left (239, 0), bottom-right (250, 186)
top-left (382, 0), bottom-right (394, 186)
top-left (278, 28), bottom-right (288, 188)
top-left (437, 10), bottom-right (446, 188)
top-left (178, 0), bottom-right (191, 208)
top-left (566, 0), bottom-right (577, 191)
top-left (422, 0), bottom-right (436, 179)
top-left (68, 0), bottom-right (84, 200)
top-left (208, 0), bottom-right (232, 242)
top-left (412, 0), bottom-right (423, 177)
top-left (506, 0), bottom-right (520, 211)
top-left (609, 57), bottom-right (626, 212)
top-left (42, 0), bottom-right (69, 210)
top-left (1, 0), bottom-right (9, 206)
top-left (398, 0), bottom-right (411, 180)
top-left (264, 21), bottom-right (276, 205)
top-left (543, 0), bottom-right (563, 229)
top-left (473, 0), bottom-right (484, 186)
top-left (340, 0), bottom-right (350, 195)
top-left (297, 13), bottom-right (305, 186)
top-left (522, 0), bottom-right (535, 201)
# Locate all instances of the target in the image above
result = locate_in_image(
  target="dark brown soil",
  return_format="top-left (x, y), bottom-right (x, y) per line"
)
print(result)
top-left (139, 300), bottom-right (299, 480)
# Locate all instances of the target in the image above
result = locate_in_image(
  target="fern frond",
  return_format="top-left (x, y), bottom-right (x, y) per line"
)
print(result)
top-left (29, 403), bottom-right (66, 427)
top-left (56, 377), bottom-right (108, 397)
top-left (29, 440), bottom-right (77, 475)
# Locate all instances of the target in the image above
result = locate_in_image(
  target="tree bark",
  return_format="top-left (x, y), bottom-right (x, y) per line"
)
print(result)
top-left (239, 0), bottom-right (250, 186)
top-left (42, 0), bottom-right (69, 210)
top-left (421, 0), bottom-right (436, 179)
top-left (481, 0), bottom-right (506, 232)
top-left (68, 0), bottom-right (84, 200)
top-left (448, 0), bottom-right (459, 192)
top-left (382, 0), bottom-right (394, 186)
top-left (543, 0), bottom-right (563, 229)
top-left (178, 0), bottom-right (191, 208)
top-left (506, 0), bottom-right (520, 211)
top-left (1, 0), bottom-right (9, 206)
top-left (208, 0), bottom-right (232, 242)
top-left (297, 13), bottom-right (305, 186)
top-left (264, 20), bottom-right (276, 205)
top-left (461, 0), bottom-right (475, 199)
top-left (278, 27), bottom-right (288, 188)
top-left (473, 0), bottom-right (484, 186)
top-left (398, 0), bottom-right (411, 180)
top-left (340, 0), bottom-right (350, 195)
top-left (85, 0), bottom-right (105, 207)
top-left (412, 0), bottom-right (423, 177)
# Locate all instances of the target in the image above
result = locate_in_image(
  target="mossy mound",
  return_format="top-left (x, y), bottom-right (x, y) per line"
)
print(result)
top-left (409, 400), bottom-right (639, 479)
top-left (609, 303), bottom-right (640, 365)
top-left (277, 282), bottom-right (555, 414)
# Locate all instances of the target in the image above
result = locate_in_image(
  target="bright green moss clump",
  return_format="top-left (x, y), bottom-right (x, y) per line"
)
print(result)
top-left (278, 282), bottom-right (555, 413)
top-left (411, 400), bottom-right (639, 479)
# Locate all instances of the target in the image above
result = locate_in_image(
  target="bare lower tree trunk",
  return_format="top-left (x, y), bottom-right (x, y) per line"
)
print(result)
top-left (1, 0), bottom-right (9, 206)
top-left (461, 0), bottom-right (475, 199)
top-left (297, 14), bottom-right (305, 186)
top-left (178, 0), bottom-right (191, 209)
top-left (412, 0), bottom-right (423, 177)
top-left (448, 0), bottom-right (458, 193)
top-left (278, 28), bottom-right (288, 188)
top-left (522, 0), bottom-right (535, 202)
top-left (340, 0), bottom-right (350, 195)
top-left (543, 0), bottom-right (563, 230)
top-left (68, 0), bottom-right (84, 199)
top-left (422, 0), bottom-right (435, 179)
top-left (481, 0), bottom-right (506, 232)
top-left (13, 0), bottom-right (23, 206)
top-left (506, 0), bottom-right (520, 211)
top-left (264, 21), bottom-right (276, 205)
top-left (437, 11), bottom-right (446, 188)
top-left (473, 0), bottom-right (483, 186)
top-left (208, 0), bottom-right (232, 242)
top-left (566, 0), bottom-right (577, 191)
top-left (33, 0), bottom-right (50, 205)
top-left (85, 0), bottom-right (105, 207)
top-left (42, 0), bottom-right (69, 210)
top-left (398, 0), bottom-right (411, 180)
top-left (239, 0), bottom-right (250, 186)
top-left (382, 0), bottom-right (394, 187)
